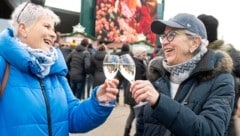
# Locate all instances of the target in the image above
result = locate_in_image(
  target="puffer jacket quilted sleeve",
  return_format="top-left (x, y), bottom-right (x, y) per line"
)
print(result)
top-left (0, 28), bottom-right (114, 136)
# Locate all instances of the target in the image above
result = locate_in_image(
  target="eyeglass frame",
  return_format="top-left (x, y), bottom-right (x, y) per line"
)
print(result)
top-left (16, 0), bottom-right (45, 23)
top-left (159, 30), bottom-right (197, 43)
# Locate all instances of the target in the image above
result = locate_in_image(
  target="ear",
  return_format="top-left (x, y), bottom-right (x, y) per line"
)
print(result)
top-left (18, 23), bottom-right (27, 38)
top-left (190, 37), bottom-right (201, 52)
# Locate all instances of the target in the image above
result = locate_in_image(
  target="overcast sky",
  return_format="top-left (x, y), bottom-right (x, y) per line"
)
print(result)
top-left (162, 0), bottom-right (240, 49)
top-left (45, 0), bottom-right (80, 12)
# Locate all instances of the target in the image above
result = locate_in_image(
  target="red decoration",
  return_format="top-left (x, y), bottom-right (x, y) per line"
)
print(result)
top-left (95, 0), bottom-right (157, 46)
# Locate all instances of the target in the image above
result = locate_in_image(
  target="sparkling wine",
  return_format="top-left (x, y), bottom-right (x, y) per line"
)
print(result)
top-left (103, 63), bottom-right (119, 79)
top-left (119, 64), bottom-right (136, 83)
top-left (119, 54), bottom-right (147, 108)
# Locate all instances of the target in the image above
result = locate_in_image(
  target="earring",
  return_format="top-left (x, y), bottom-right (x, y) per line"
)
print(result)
top-left (189, 49), bottom-right (193, 53)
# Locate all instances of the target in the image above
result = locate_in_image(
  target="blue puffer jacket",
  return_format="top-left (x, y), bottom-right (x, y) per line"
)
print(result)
top-left (137, 50), bottom-right (235, 136)
top-left (0, 28), bottom-right (114, 136)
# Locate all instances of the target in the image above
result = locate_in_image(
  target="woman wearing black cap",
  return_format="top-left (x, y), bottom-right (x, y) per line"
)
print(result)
top-left (198, 14), bottom-right (240, 136)
top-left (130, 13), bottom-right (235, 136)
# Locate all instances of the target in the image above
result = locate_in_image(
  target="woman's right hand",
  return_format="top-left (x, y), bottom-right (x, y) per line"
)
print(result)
top-left (96, 79), bottom-right (119, 103)
top-left (130, 80), bottom-right (160, 106)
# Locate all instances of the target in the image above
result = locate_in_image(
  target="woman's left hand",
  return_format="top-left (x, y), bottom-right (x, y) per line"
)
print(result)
top-left (96, 79), bottom-right (119, 103)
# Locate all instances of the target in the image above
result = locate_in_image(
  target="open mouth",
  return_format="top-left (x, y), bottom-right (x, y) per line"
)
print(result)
top-left (44, 39), bottom-right (52, 45)
top-left (164, 48), bottom-right (174, 55)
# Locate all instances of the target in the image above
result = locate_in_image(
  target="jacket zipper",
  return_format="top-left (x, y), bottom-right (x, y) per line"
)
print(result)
top-left (39, 79), bottom-right (52, 136)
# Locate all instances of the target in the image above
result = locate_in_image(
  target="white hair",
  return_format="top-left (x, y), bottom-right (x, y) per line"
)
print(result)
top-left (185, 30), bottom-right (209, 53)
top-left (10, 2), bottom-right (60, 36)
top-left (199, 39), bottom-right (209, 53)
top-left (132, 46), bottom-right (147, 58)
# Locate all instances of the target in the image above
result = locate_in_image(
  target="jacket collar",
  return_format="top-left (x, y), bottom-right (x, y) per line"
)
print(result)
top-left (0, 28), bottom-right (68, 77)
top-left (149, 49), bottom-right (233, 82)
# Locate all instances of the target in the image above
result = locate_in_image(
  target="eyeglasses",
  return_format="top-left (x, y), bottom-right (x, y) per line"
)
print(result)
top-left (159, 31), bottom-right (177, 43)
top-left (17, 0), bottom-right (45, 23)
top-left (159, 30), bottom-right (193, 43)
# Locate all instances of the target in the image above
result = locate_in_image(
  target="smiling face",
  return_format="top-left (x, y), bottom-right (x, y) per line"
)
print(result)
top-left (18, 16), bottom-right (56, 52)
top-left (160, 27), bottom-right (200, 65)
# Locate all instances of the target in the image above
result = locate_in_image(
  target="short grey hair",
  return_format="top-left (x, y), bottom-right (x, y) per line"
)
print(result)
top-left (10, 2), bottom-right (60, 36)
top-left (184, 30), bottom-right (209, 54)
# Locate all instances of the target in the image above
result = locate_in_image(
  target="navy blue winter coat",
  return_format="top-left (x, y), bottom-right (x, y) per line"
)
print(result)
top-left (137, 50), bottom-right (235, 136)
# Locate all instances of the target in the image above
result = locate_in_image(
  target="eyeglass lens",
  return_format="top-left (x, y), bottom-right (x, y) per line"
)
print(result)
top-left (159, 31), bottom-right (177, 43)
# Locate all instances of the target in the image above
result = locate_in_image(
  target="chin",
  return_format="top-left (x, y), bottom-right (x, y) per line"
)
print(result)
top-left (166, 57), bottom-right (174, 65)
top-left (41, 46), bottom-right (51, 52)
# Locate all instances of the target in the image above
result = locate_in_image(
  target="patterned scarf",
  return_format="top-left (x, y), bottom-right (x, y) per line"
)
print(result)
top-left (163, 49), bottom-right (207, 84)
top-left (17, 40), bottom-right (58, 78)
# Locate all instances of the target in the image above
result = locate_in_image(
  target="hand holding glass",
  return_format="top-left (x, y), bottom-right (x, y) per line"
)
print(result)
top-left (102, 54), bottom-right (120, 106)
top-left (119, 54), bottom-right (147, 108)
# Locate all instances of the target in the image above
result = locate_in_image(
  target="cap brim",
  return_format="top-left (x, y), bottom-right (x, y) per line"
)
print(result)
top-left (151, 20), bottom-right (186, 35)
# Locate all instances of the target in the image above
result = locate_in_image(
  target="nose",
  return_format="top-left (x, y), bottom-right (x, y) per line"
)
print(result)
top-left (159, 37), bottom-right (169, 46)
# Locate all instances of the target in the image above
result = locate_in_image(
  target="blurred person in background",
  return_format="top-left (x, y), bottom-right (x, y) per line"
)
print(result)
top-left (115, 43), bottom-right (131, 105)
top-left (198, 14), bottom-right (240, 136)
top-left (67, 38), bottom-right (91, 100)
top-left (85, 43), bottom-right (96, 98)
top-left (69, 39), bottom-right (77, 49)
top-left (123, 46), bottom-right (148, 136)
top-left (131, 13), bottom-right (235, 136)
top-left (55, 31), bottom-right (72, 83)
top-left (90, 44), bottom-right (107, 88)
top-left (59, 43), bottom-right (72, 84)
top-left (55, 31), bottom-right (72, 63)
top-left (0, 1), bottom-right (119, 136)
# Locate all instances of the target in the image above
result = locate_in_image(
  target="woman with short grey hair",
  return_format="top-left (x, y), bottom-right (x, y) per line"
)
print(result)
top-left (0, 1), bottom-right (119, 135)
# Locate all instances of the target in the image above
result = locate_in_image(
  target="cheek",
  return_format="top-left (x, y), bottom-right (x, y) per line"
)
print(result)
top-left (168, 47), bottom-right (188, 64)
top-left (175, 40), bottom-right (191, 56)
top-left (26, 33), bottom-right (43, 49)
top-left (175, 47), bottom-right (189, 58)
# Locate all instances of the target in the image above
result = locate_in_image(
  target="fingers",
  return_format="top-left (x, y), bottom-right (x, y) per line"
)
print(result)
top-left (131, 80), bottom-right (149, 102)
top-left (131, 80), bottom-right (159, 105)
top-left (105, 87), bottom-right (119, 100)
top-left (101, 79), bottom-right (119, 94)
top-left (97, 79), bottom-right (119, 103)
top-left (105, 79), bottom-right (119, 88)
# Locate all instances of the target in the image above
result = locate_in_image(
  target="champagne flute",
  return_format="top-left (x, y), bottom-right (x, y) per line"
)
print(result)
top-left (119, 54), bottom-right (147, 108)
top-left (102, 54), bottom-right (120, 106)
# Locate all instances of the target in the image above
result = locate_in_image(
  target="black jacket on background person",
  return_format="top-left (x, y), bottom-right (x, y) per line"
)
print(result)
top-left (207, 40), bottom-right (240, 136)
top-left (66, 45), bottom-right (91, 81)
top-left (90, 50), bottom-right (107, 87)
top-left (124, 57), bottom-right (147, 106)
